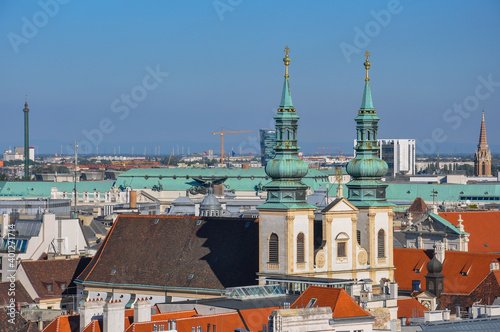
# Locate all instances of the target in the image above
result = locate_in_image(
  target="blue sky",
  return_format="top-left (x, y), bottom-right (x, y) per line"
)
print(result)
top-left (1, 0), bottom-right (499, 156)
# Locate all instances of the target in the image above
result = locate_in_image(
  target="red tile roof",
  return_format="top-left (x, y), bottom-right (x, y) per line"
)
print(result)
top-left (394, 248), bottom-right (500, 294)
top-left (440, 211), bottom-right (500, 253)
top-left (291, 286), bottom-right (371, 319)
top-left (239, 307), bottom-right (277, 332)
top-left (21, 257), bottom-right (91, 300)
top-left (409, 197), bottom-right (429, 214)
top-left (0, 281), bottom-right (33, 306)
top-left (397, 298), bottom-right (428, 320)
top-left (42, 314), bottom-right (80, 332)
top-left (128, 312), bottom-right (246, 332)
top-left (77, 215), bottom-right (259, 290)
top-left (150, 309), bottom-right (197, 321)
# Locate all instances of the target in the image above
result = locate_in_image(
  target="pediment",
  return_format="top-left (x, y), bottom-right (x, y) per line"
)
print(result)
top-left (322, 197), bottom-right (358, 213)
top-left (406, 214), bottom-right (460, 235)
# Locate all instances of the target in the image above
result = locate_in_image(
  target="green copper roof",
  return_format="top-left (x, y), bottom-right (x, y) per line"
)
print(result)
top-left (0, 181), bottom-right (115, 197)
top-left (428, 213), bottom-right (469, 235)
top-left (279, 77), bottom-right (294, 109)
top-left (360, 80), bottom-right (374, 110)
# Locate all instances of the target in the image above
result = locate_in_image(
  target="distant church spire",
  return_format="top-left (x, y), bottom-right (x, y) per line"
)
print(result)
top-left (258, 46), bottom-right (314, 209)
top-left (474, 110), bottom-right (491, 176)
top-left (346, 52), bottom-right (391, 207)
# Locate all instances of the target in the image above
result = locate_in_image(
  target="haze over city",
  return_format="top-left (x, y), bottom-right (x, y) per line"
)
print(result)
top-left (1, 0), bottom-right (499, 155)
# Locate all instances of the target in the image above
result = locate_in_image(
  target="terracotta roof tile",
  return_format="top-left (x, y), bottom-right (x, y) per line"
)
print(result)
top-left (42, 314), bottom-right (80, 332)
top-left (77, 215), bottom-right (259, 290)
top-left (291, 286), bottom-right (371, 319)
top-left (394, 248), bottom-right (500, 294)
top-left (239, 307), bottom-right (277, 332)
top-left (128, 312), bottom-right (245, 332)
top-left (0, 281), bottom-right (33, 305)
top-left (21, 257), bottom-right (91, 300)
top-left (397, 298), bottom-right (428, 320)
top-left (440, 211), bottom-right (500, 252)
top-left (409, 197), bottom-right (429, 213)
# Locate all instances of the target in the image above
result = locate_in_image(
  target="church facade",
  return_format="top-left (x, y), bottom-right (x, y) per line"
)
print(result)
top-left (257, 49), bottom-right (395, 289)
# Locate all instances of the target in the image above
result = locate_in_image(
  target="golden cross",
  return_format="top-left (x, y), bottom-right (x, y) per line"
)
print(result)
top-left (284, 46), bottom-right (290, 56)
top-left (365, 50), bottom-right (370, 60)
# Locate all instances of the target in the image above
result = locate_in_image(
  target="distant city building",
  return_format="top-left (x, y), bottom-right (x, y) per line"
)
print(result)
top-left (379, 139), bottom-right (416, 176)
top-left (259, 129), bottom-right (276, 166)
top-left (3, 146), bottom-right (34, 162)
top-left (353, 139), bottom-right (416, 176)
top-left (474, 111), bottom-right (491, 176)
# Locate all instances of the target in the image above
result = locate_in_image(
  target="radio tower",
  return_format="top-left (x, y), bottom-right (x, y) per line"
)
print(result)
top-left (23, 98), bottom-right (30, 180)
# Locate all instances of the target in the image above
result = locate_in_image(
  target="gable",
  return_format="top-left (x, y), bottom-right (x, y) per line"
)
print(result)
top-left (291, 286), bottom-right (371, 319)
top-left (404, 213), bottom-right (464, 236)
top-left (322, 198), bottom-right (358, 214)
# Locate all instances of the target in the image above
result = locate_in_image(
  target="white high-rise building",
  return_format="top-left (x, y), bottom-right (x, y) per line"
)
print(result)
top-left (379, 139), bottom-right (416, 176)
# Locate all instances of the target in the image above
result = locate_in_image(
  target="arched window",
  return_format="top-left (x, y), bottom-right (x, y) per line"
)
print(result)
top-left (335, 233), bottom-right (349, 260)
top-left (269, 233), bottom-right (279, 264)
top-left (378, 229), bottom-right (385, 258)
top-left (296, 233), bottom-right (305, 263)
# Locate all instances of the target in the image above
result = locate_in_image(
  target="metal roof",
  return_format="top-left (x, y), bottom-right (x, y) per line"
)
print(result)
top-left (15, 220), bottom-right (42, 237)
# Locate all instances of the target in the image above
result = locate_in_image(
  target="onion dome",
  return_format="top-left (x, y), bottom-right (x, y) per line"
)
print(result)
top-left (426, 255), bottom-right (443, 274)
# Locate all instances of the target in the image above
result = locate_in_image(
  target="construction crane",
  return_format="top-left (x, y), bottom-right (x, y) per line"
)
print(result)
top-left (317, 146), bottom-right (343, 157)
top-left (212, 127), bottom-right (252, 167)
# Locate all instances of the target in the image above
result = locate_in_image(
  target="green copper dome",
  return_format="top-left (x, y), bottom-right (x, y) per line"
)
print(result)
top-left (266, 155), bottom-right (308, 179)
top-left (346, 52), bottom-right (391, 207)
top-left (258, 47), bottom-right (315, 210)
top-left (347, 156), bottom-right (388, 179)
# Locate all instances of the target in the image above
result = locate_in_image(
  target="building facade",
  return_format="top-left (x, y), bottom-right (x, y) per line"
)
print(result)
top-left (379, 139), bottom-right (416, 176)
top-left (259, 129), bottom-right (276, 167)
top-left (258, 49), bottom-right (395, 290)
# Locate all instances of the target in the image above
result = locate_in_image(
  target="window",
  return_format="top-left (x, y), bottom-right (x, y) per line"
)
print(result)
top-left (335, 233), bottom-right (349, 260)
top-left (357, 230), bottom-right (361, 245)
top-left (378, 229), bottom-right (385, 258)
top-left (60, 282), bottom-right (66, 291)
top-left (269, 233), bottom-right (279, 264)
top-left (47, 283), bottom-right (53, 292)
top-left (296, 233), bottom-right (305, 263)
top-left (337, 242), bottom-right (346, 258)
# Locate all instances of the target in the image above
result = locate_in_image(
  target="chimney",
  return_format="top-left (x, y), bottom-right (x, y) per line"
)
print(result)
top-left (133, 297), bottom-right (151, 323)
top-left (1, 213), bottom-right (9, 237)
top-left (103, 299), bottom-right (125, 332)
top-left (490, 260), bottom-right (500, 271)
top-left (79, 298), bottom-right (105, 332)
top-left (432, 204), bottom-right (438, 215)
top-left (130, 191), bottom-right (137, 208)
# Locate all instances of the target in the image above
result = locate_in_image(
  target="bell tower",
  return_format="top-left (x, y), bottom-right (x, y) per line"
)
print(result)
top-left (346, 52), bottom-right (395, 281)
top-left (257, 47), bottom-right (316, 282)
top-left (474, 111), bottom-right (491, 176)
